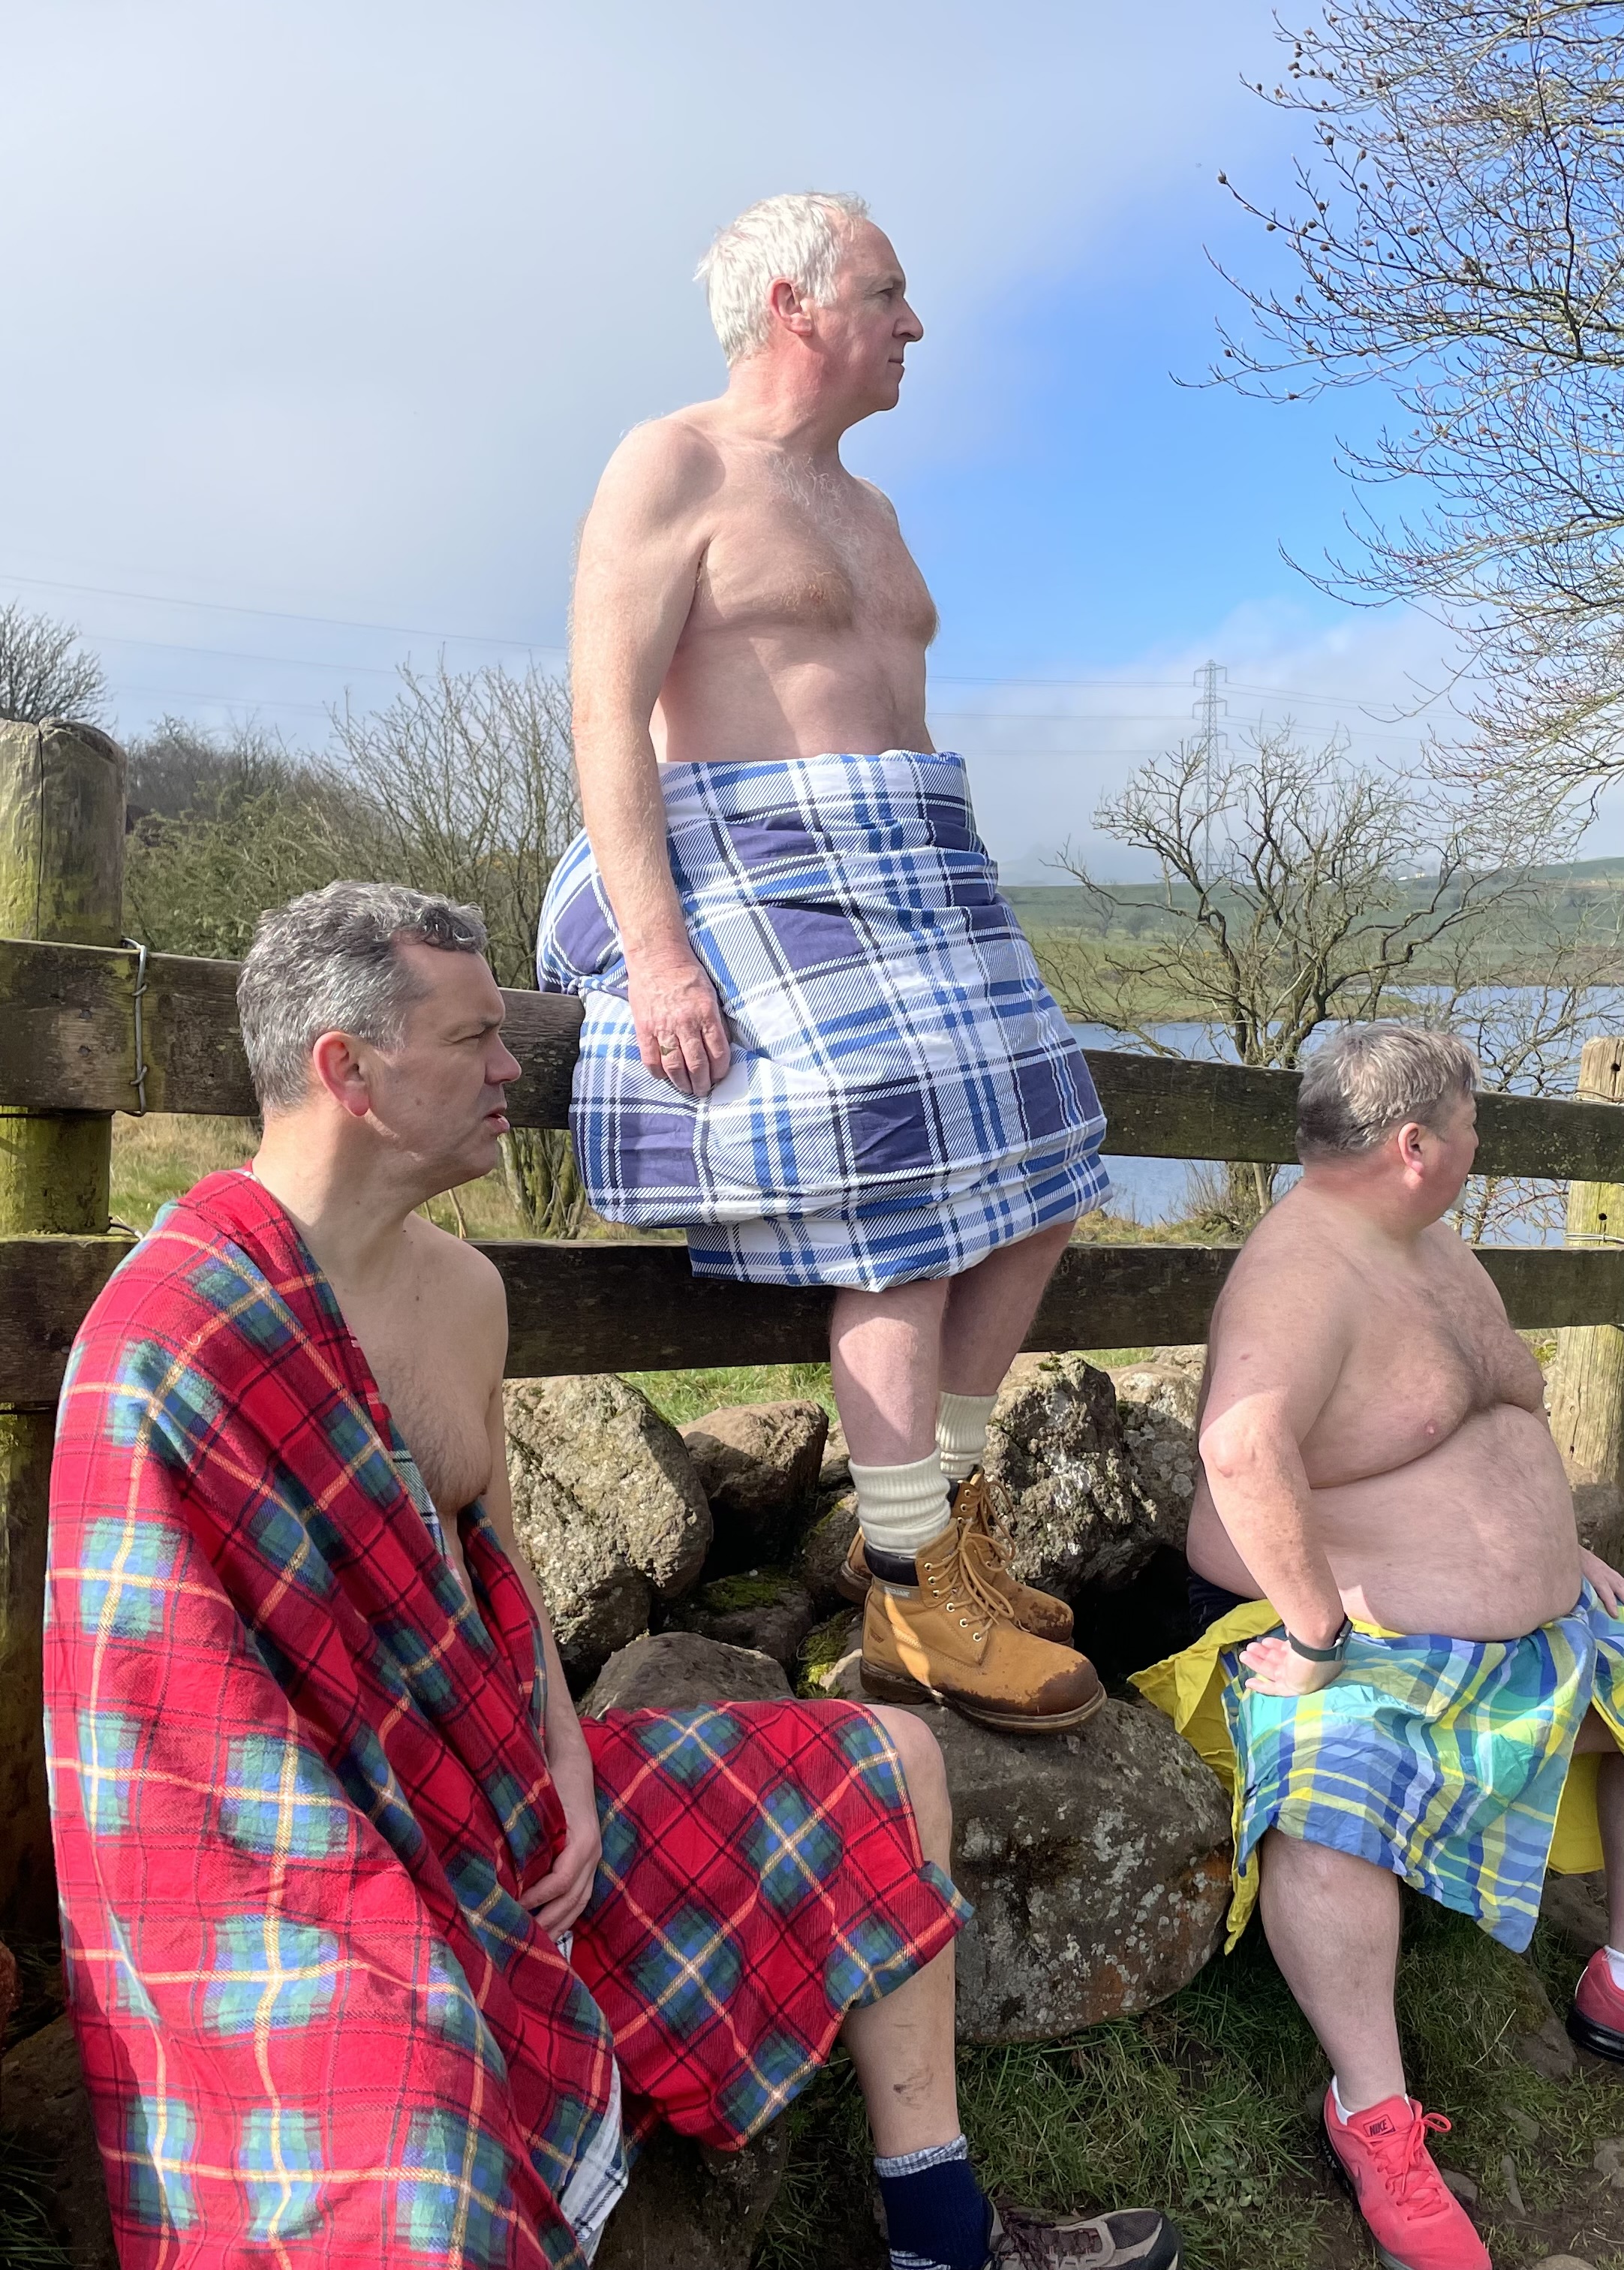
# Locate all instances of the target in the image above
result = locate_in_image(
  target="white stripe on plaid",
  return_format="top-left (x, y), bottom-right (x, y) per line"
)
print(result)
top-left (538, 751), bottom-right (1109, 1289)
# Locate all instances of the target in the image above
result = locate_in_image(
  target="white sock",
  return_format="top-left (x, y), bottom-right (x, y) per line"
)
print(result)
top-left (1604, 1943), bottom-right (1624, 1989)
top-left (937, 1391), bottom-right (999, 1484)
top-left (850, 1450), bottom-right (952, 1560)
top-left (1330, 2076), bottom-right (1352, 2124)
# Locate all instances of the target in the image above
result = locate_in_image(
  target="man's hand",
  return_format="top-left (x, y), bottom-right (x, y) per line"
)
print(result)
top-left (522, 1745), bottom-right (603, 1941)
top-left (629, 953), bottom-right (731, 1097)
top-left (1581, 1546), bottom-right (1624, 1618)
top-left (1239, 1633), bottom-right (1343, 1699)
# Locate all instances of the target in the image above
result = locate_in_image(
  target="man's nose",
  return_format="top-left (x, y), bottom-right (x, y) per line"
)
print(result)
top-left (900, 299), bottom-right (923, 342)
top-left (494, 1042), bottom-right (522, 1085)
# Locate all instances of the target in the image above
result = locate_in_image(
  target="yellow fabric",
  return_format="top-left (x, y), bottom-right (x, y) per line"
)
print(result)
top-left (1131, 1597), bottom-right (1623, 1949)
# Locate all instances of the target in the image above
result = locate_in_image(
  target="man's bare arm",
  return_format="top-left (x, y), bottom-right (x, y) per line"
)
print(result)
top-left (570, 419), bottom-right (730, 1097)
top-left (1198, 1255), bottom-right (1351, 1682)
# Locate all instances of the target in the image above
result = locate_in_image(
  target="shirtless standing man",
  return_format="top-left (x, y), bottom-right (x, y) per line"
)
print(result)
top-left (1139, 1025), bottom-right (1624, 2270)
top-left (540, 191), bottom-right (1111, 1732)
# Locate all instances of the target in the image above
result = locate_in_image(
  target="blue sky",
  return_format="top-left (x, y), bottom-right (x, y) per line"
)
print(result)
top-left (3, 0), bottom-right (1538, 875)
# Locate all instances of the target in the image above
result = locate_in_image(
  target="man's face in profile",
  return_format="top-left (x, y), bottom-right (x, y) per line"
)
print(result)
top-left (813, 221), bottom-right (923, 414)
top-left (362, 942), bottom-right (522, 1190)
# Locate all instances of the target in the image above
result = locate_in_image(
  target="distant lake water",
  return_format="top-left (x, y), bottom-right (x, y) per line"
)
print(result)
top-left (1066, 1003), bottom-right (1607, 1247)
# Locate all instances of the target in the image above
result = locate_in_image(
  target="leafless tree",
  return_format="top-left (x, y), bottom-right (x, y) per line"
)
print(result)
top-left (1045, 722), bottom-right (1616, 1227)
top-left (0, 601), bottom-right (107, 723)
top-left (1210, 2), bottom-right (1624, 814)
top-left (326, 660), bottom-right (585, 1235)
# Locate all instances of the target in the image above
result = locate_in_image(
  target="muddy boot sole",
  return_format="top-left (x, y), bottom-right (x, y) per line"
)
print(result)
top-left (859, 1656), bottom-right (1108, 1734)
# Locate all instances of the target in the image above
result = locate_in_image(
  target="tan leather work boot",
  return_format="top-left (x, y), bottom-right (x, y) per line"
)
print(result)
top-left (837, 1469), bottom-right (1074, 1645)
top-left (859, 1519), bottom-right (1104, 1733)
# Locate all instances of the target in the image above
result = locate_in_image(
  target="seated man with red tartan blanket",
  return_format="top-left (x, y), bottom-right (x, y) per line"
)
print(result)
top-left (44, 880), bottom-right (1180, 2270)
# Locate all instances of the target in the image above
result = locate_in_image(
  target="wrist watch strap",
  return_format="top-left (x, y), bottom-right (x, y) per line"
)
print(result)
top-left (1286, 1616), bottom-right (1352, 1663)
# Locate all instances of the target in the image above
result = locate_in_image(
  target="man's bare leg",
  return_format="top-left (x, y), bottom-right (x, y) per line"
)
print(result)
top-left (841, 1705), bottom-right (961, 2153)
top-left (831, 1278), bottom-right (952, 1465)
top-left (829, 1218), bottom-right (1076, 1465)
top-left (1258, 1829), bottom-right (1407, 2110)
top-left (938, 1220), bottom-right (1075, 1395)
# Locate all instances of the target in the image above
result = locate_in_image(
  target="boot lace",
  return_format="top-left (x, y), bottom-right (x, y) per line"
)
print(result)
top-left (1367, 2106), bottom-right (1455, 2217)
top-left (921, 1523), bottom-right (1015, 1644)
top-left (959, 1471), bottom-right (1019, 1579)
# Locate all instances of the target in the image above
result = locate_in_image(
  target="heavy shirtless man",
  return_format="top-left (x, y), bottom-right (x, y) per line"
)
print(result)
top-left (1162, 1024), bottom-right (1624, 2270)
top-left (541, 190), bottom-right (1111, 1737)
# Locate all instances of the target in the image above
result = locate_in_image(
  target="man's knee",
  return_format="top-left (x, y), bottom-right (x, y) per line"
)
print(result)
top-left (868, 1705), bottom-right (952, 1851)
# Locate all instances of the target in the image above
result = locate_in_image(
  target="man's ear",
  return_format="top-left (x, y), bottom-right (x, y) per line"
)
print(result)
top-left (310, 1029), bottom-right (373, 1119)
top-left (1394, 1118), bottom-right (1428, 1174)
top-left (768, 275), bottom-right (815, 336)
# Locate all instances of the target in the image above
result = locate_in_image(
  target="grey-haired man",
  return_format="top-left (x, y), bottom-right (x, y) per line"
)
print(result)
top-left (1138, 1023), bottom-right (1624, 2270)
top-left (48, 881), bottom-right (1182, 2270)
top-left (541, 189), bottom-right (1112, 1741)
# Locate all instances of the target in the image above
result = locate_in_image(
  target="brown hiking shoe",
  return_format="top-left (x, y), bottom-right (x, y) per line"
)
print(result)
top-left (859, 1519), bottom-right (1105, 1733)
top-left (988, 2203), bottom-right (1182, 2266)
top-left (837, 1470), bottom-right (1074, 1644)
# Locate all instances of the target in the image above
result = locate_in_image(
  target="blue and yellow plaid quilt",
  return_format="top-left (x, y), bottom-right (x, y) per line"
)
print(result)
top-left (1132, 1586), bottom-right (1624, 1952)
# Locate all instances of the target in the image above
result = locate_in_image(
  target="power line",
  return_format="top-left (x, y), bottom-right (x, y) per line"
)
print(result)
top-left (0, 568), bottom-right (566, 656)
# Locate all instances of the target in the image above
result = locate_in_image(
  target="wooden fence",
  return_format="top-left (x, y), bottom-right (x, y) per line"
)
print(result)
top-left (5, 718), bottom-right (1624, 1937)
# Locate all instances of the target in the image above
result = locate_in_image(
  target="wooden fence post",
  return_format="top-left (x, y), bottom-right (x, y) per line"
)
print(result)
top-left (0, 718), bottom-right (124, 1941)
top-left (1548, 1035), bottom-right (1624, 1560)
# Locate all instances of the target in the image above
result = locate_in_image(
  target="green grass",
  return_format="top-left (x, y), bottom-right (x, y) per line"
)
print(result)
top-left (0, 2148), bottom-right (72, 2270)
top-left (628, 1362), bottom-right (840, 1429)
top-left (754, 1903), bottom-right (1624, 2270)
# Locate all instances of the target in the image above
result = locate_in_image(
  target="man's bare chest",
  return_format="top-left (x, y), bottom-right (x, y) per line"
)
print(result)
top-left (349, 1320), bottom-right (493, 1522)
top-left (1307, 1274), bottom-right (1534, 1480)
top-left (694, 478), bottom-right (937, 641)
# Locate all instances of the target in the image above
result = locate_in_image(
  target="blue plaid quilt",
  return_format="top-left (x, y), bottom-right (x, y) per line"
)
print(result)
top-left (537, 751), bottom-right (1110, 1288)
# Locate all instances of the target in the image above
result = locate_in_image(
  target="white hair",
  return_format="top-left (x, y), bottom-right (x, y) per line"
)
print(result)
top-left (695, 191), bottom-right (872, 366)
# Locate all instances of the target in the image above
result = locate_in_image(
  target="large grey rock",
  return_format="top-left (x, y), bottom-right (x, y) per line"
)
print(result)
top-left (1, 2015), bottom-right (119, 2269)
top-left (672, 1571), bottom-right (819, 1672)
top-left (817, 1653), bottom-right (1231, 2039)
top-left (595, 2118), bottom-right (788, 2270)
top-left (505, 1374), bottom-right (712, 1684)
top-left (984, 1353), bottom-right (1174, 1597)
top-left (1541, 1868), bottom-right (1609, 1958)
top-left (795, 1489), bottom-right (862, 1612)
top-left (681, 1401), bottom-right (828, 1567)
top-left (1109, 1359), bottom-right (1201, 1553)
top-left (582, 1631), bottom-right (793, 1716)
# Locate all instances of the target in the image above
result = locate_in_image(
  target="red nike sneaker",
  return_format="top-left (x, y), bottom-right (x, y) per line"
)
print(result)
top-left (1568, 1945), bottom-right (1624, 2060)
top-left (1323, 2088), bottom-right (1490, 2270)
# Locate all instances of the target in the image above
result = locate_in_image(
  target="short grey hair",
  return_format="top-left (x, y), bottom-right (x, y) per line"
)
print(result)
top-left (1297, 1023), bottom-right (1478, 1161)
top-left (695, 191), bottom-right (871, 365)
top-left (237, 881), bottom-right (489, 1112)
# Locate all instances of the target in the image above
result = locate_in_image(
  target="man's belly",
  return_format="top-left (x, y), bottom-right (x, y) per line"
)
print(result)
top-left (1187, 1404), bottom-right (1583, 1641)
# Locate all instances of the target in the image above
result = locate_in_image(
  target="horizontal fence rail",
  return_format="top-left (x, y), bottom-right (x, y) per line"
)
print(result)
top-left (5, 1233), bottom-right (1623, 1411)
top-left (7, 933), bottom-right (1624, 1177)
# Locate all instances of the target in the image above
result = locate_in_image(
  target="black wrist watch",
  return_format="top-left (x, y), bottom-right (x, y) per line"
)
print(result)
top-left (1286, 1616), bottom-right (1352, 1663)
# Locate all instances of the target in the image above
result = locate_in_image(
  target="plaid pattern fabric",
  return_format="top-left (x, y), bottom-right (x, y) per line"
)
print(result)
top-left (47, 1171), bottom-right (967, 2268)
top-left (537, 751), bottom-right (1109, 1288)
top-left (1132, 1587), bottom-right (1624, 1953)
top-left (577, 1702), bottom-right (968, 2141)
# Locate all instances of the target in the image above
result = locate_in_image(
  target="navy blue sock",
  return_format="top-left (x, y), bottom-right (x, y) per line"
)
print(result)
top-left (874, 2135), bottom-right (992, 2270)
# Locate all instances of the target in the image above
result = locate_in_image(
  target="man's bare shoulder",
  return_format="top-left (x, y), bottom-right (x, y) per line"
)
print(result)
top-left (1213, 1190), bottom-right (1359, 1329)
top-left (853, 474), bottom-right (902, 522)
top-left (591, 411), bottom-right (728, 525)
top-left (401, 1216), bottom-right (507, 1347)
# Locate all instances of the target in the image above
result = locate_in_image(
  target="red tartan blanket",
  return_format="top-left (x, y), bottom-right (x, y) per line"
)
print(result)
top-left (45, 1170), bottom-right (967, 2268)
